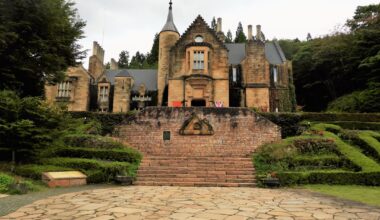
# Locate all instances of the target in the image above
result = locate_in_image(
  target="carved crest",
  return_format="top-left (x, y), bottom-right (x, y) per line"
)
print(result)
top-left (179, 113), bottom-right (214, 135)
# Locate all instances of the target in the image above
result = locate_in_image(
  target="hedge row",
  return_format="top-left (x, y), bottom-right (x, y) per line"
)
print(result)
top-left (53, 147), bottom-right (142, 163)
top-left (41, 157), bottom-right (136, 181)
top-left (63, 134), bottom-right (125, 149)
top-left (14, 165), bottom-right (74, 180)
top-left (340, 130), bottom-right (380, 162)
top-left (260, 112), bottom-right (380, 138)
top-left (276, 171), bottom-right (380, 186)
top-left (70, 111), bottom-right (136, 135)
top-left (289, 155), bottom-right (355, 170)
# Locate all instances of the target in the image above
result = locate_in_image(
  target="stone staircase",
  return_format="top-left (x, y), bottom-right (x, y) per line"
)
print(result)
top-left (134, 155), bottom-right (256, 187)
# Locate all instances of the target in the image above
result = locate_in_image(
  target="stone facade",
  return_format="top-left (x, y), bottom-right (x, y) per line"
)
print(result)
top-left (44, 1), bottom-right (295, 113)
top-left (114, 107), bottom-right (281, 156)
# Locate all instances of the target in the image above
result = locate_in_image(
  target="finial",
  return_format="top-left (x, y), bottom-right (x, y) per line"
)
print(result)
top-left (169, 0), bottom-right (172, 9)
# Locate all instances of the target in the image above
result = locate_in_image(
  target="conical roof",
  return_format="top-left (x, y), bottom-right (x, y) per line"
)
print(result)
top-left (161, 1), bottom-right (179, 33)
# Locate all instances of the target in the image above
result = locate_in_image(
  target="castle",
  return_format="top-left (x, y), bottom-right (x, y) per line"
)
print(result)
top-left (45, 1), bottom-right (295, 112)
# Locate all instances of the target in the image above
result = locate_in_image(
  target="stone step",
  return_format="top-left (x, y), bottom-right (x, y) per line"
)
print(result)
top-left (134, 181), bottom-right (256, 187)
top-left (136, 177), bottom-right (255, 183)
top-left (137, 173), bottom-right (255, 178)
top-left (139, 163), bottom-right (253, 167)
top-left (143, 156), bottom-right (253, 160)
top-left (137, 166), bottom-right (255, 171)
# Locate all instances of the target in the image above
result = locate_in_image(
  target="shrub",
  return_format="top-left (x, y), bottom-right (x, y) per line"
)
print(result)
top-left (277, 171), bottom-right (380, 186)
top-left (14, 164), bottom-right (74, 180)
top-left (330, 121), bottom-right (380, 131)
top-left (53, 147), bottom-right (142, 163)
top-left (63, 134), bottom-right (126, 149)
top-left (0, 172), bottom-right (14, 193)
top-left (41, 157), bottom-right (133, 181)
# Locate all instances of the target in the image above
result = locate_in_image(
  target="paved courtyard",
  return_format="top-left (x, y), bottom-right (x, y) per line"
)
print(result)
top-left (1, 186), bottom-right (379, 220)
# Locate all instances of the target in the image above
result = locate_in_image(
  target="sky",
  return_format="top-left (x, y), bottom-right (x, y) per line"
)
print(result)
top-left (73, 0), bottom-right (379, 68)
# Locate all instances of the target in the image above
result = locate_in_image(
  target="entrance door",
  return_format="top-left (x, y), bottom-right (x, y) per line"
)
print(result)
top-left (191, 99), bottom-right (206, 107)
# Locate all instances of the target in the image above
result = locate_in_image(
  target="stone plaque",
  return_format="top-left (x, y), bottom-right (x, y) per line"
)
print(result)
top-left (179, 113), bottom-right (214, 135)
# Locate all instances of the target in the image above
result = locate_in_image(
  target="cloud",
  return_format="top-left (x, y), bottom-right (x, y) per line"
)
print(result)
top-left (73, 0), bottom-right (379, 68)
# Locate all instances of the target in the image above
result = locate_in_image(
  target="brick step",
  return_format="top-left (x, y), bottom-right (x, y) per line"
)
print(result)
top-left (134, 181), bottom-right (256, 187)
top-left (138, 166), bottom-right (255, 171)
top-left (136, 177), bottom-right (255, 183)
top-left (140, 163), bottom-right (253, 167)
top-left (143, 157), bottom-right (253, 161)
top-left (137, 170), bottom-right (254, 175)
top-left (139, 152), bottom-right (253, 156)
top-left (137, 173), bottom-right (255, 178)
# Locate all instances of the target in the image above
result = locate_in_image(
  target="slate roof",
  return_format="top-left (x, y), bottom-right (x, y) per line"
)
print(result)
top-left (225, 41), bottom-right (287, 65)
top-left (226, 43), bottom-right (246, 65)
top-left (265, 41), bottom-right (287, 65)
top-left (104, 69), bottom-right (158, 91)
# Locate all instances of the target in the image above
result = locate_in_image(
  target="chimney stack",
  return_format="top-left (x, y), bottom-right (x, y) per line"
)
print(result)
top-left (110, 58), bottom-right (118, 70)
top-left (93, 41), bottom-right (105, 63)
top-left (256, 25), bottom-right (262, 41)
top-left (217, 18), bottom-right (222, 32)
top-left (248, 25), bottom-right (253, 40)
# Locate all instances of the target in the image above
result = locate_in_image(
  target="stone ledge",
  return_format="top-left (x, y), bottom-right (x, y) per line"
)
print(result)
top-left (42, 171), bottom-right (87, 188)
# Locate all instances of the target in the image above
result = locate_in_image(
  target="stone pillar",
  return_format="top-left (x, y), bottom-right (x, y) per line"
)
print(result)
top-left (256, 25), bottom-right (262, 41)
top-left (217, 18), bottom-right (222, 32)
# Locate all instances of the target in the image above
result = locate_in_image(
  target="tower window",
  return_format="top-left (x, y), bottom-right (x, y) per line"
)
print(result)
top-left (193, 51), bottom-right (204, 70)
top-left (232, 68), bottom-right (237, 82)
top-left (58, 81), bottom-right (71, 98)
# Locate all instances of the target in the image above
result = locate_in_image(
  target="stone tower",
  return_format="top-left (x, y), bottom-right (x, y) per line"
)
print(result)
top-left (157, 0), bottom-right (180, 106)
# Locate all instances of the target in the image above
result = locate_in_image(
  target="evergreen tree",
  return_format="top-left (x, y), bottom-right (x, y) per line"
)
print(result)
top-left (211, 17), bottom-right (217, 31)
top-left (146, 33), bottom-right (159, 65)
top-left (225, 30), bottom-right (233, 43)
top-left (0, 0), bottom-right (86, 97)
top-left (306, 33), bottom-right (312, 41)
top-left (118, 51), bottom-right (129, 69)
top-left (105, 62), bottom-right (111, 70)
top-left (234, 22), bottom-right (247, 43)
top-left (129, 51), bottom-right (147, 69)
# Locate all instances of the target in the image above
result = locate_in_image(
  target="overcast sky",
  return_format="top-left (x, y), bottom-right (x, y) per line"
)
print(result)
top-left (73, 0), bottom-right (379, 68)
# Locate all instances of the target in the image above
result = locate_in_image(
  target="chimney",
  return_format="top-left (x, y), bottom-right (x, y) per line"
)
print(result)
top-left (256, 25), bottom-right (262, 41)
top-left (92, 41), bottom-right (105, 63)
top-left (217, 18), bottom-right (222, 32)
top-left (110, 58), bottom-right (118, 70)
top-left (248, 25), bottom-right (253, 40)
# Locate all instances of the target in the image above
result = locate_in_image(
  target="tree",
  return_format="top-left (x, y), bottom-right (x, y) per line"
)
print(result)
top-left (234, 22), bottom-right (247, 43)
top-left (105, 62), bottom-right (111, 70)
top-left (129, 52), bottom-right (147, 69)
top-left (347, 4), bottom-right (380, 31)
top-left (306, 33), bottom-right (312, 41)
top-left (146, 33), bottom-right (159, 65)
top-left (0, 0), bottom-right (86, 97)
top-left (118, 51), bottom-right (129, 69)
top-left (211, 17), bottom-right (217, 31)
top-left (225, 30), bottom-right (233, 43)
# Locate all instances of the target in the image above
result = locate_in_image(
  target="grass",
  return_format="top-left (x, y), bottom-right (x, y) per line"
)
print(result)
top-left (303, 184), bottom-right (380, 207)
top-left (0, 172), bottom-right (46, 195)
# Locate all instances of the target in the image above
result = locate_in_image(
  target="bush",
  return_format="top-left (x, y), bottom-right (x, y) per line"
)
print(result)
top-left (277, 171), bottom-right (380, 186)
top-left (0, 172), bottom-right (14, 193)
top-left (14, 164), bottom-right (74, 180)
top-left (330, 121), bottom-right (380, 131)
top-left (53, 147), bottom-right (142, 163)
top-left (41, 157), bottom-right (133, 181)
top-left (63, 134), bottom-right (126, 150)
top-left (70, 111), bottom-right (136, 135)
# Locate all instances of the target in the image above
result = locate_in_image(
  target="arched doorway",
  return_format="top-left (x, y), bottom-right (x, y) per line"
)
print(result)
top-left (191, 99), bottom-right (206, 107)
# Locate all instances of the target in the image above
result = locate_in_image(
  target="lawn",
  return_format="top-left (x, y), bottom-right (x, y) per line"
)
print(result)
top-left (303, 185), bottom-right (380, 207)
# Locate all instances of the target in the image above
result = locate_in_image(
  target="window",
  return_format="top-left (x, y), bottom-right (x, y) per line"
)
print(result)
top-left (195, 35), bottom-right (204, 43)
top-left (232, 68), bottom-right (237, 82)
top-left (273, 67), bottom-right (278, 83)
top-left (99, 86), bottom-right (109, 102)
top-left (193, 51), bottom-right (204, 70)
top-left (58, 81), bottom-right (71, 98)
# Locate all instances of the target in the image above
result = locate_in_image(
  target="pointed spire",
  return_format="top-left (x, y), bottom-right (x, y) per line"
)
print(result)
top-left (161, 0), bottom-right (179, 33)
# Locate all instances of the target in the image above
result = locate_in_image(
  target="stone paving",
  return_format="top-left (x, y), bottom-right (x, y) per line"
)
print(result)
top-left (0, 195), bottom-right (7, 199)
top-left (1, 186), bottom-right (379, 220)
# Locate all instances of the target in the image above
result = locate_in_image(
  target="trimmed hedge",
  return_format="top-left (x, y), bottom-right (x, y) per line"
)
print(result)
top-left (70, 111), bottom-right (136, 135)
top-left (14, 165), bottom-right (74, 180)
top-left (260, 112), bottom-right (380, 138)
top-left (289, 155), bottom-right (355, 170)
top-left (41, 157), bottom-right (135, 180)
top-left (63, 134), bottom-right (125, 149)
top-left (340, 130), bottom-right (380, 162)
top-left (277, 171), bottom-right (380, 186)
top-left (53, 147), bottom-right (142, 163)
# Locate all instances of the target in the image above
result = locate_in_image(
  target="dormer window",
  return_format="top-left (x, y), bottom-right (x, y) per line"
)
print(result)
top-left (58, 81), bottom-right (71, 98)
top-left (195, 35), bottom-right (204, 43)
top-left (193, 51), bottom-right (205, 70)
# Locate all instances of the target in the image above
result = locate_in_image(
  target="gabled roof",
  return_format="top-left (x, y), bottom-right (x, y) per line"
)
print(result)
top-left (173, 15), bottom-right (228, 50)
top-left (226, 43), bottom-right (246, 65)
top-left (265, 41), bottom-right (287, 65)
top-left (104, 69), bottom-right (157, 91)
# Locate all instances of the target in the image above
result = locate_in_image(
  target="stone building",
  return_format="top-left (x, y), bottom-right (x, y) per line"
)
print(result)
top-left (45, 1), bottom-right (295, 112)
